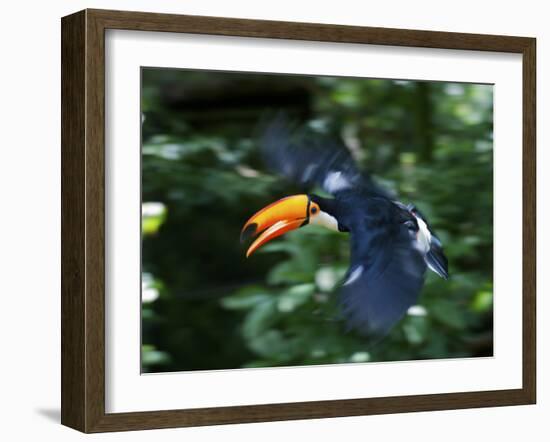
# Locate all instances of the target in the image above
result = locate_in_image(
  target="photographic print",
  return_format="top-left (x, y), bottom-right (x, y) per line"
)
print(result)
top-left (140, 68), bottom-right (493, 373)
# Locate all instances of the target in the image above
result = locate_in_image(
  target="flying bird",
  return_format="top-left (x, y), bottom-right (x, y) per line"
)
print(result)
top-left (241, 117), bottom-right (448, 337)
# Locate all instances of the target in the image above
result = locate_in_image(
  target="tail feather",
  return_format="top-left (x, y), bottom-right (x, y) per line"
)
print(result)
top-left (426, 241), bottom-right (449, 279)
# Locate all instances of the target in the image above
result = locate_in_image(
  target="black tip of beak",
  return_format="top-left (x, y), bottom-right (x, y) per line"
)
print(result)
top-left (240, 223), bottom-right (258, 243)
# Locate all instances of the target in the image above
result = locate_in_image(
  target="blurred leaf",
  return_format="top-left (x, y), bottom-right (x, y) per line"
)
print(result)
top-left (221, 286), bottom-right (272, 310)
top-left (402, 316), bottom-right (429, 345)
top-left (267, 261), bottom-right (311, 285)
top-left (142, 202), bottom-right (167, 236)
top-left (241, 299), bottom-right (278, 340)
top-left (471, 289), bottom-right (493, 312)
top-left (277, 283), bottom-right (315, 312)
top-left (429, 299), bottom-right (467, 329)
top-left (142, 345), bottom-right (171, 367)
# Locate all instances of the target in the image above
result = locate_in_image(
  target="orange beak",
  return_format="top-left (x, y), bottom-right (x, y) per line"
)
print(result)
top-left (241, 195), bottom-right (310, 257)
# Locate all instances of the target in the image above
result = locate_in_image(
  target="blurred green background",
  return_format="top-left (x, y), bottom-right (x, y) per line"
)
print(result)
top-left (141, 68), bottom-right (493, 373)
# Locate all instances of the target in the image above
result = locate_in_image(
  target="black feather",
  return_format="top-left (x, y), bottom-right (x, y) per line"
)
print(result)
top-left (339, 200), bottom-right (427, 337)
top-left (426, 237), bottom-right (449, 279)
top-left (259, 114), bottom-right (390, 198)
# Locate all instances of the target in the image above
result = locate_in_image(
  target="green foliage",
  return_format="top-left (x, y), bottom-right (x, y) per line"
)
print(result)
top-left (140, 69), bottom-right (493, 372)
top-left (142, 202), bottom-right (167, 235)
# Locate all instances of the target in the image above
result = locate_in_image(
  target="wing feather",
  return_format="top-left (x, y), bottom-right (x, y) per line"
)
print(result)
top-left (259, 115), bottom-right (390, 198)
top-left (340, 222), bottom-right (427, 337)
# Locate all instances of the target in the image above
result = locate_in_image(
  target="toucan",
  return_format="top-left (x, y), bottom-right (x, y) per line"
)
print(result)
top-left (241, 116), bottom-right (449, 337)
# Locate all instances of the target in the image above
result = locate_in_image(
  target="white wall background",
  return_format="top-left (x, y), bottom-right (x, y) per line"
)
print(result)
top-left (0, 0), bottom-right (546, 440)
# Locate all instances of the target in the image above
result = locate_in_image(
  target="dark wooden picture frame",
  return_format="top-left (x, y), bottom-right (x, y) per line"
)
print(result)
top-left (61, 8), bottom-right (536, 433)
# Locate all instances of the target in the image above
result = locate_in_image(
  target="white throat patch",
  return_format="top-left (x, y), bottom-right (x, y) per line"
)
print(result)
top-left (310, 210), bottom-right (339, 232)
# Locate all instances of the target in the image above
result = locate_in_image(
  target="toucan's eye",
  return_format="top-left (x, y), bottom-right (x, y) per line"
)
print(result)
top-left (404, 220), bottom-right (417, 231)
top-left (311, 206), bottom-right (318, 214)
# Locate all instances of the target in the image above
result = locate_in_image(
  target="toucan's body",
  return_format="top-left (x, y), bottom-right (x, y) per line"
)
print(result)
top-left (241, 117), bottom-right (448, 337)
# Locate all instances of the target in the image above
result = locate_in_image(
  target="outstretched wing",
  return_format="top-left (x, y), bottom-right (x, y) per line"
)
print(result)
top-left (339, 218), bottom-right (427, 337)
top-left (259, 115), bottom-right (390, 198)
